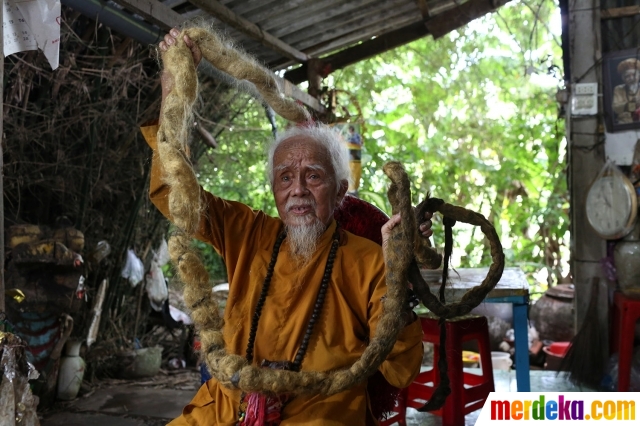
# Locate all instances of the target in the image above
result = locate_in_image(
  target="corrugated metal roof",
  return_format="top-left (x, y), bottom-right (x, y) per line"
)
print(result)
top-left (117, 0), bottom-right (508, 70)
top-left (108, 0), bottom-right (510, 109)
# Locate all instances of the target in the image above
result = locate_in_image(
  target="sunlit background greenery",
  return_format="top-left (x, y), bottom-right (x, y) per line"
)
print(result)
top-left (193, 0), bottom-right (568, 298)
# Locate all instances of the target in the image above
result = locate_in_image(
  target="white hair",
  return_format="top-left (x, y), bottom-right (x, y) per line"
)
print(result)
top-left (267, 124), bottom-right (351, 192)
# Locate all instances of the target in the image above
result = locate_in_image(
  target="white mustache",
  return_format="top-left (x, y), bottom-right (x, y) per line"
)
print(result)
top-left (285, 199), bottom-right (316, 211)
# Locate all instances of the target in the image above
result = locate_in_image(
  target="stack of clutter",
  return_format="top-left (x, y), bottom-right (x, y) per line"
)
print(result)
top-left (0, 332), bottom-right (41, 426)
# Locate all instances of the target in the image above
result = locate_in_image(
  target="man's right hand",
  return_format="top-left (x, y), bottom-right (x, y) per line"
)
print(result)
top-left (158, 28), bottom-right (203, 116)
top-left (159, 28), bottom-right (202, 67)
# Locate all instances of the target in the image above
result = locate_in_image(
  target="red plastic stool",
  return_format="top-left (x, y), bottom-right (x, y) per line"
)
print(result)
top-left (383, 315), bottom-right (495, 426)
top-left (611, 291), bottom-right (640, 391)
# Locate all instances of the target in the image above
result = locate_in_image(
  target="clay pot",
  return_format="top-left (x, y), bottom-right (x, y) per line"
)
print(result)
top-left (615, 220), bottom-right (640, 296)
top-left (530, 284), bottom-right (575, 342)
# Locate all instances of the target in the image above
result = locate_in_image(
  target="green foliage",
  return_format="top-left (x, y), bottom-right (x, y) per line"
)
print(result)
top-left (196, 96), bottom-right (279, 217)
top-left (194, 0), bottom-right (567, 291)
top-left (161, 239), bottom-right (228, 284)
top-left (193, 240), bottom-right (228, 283)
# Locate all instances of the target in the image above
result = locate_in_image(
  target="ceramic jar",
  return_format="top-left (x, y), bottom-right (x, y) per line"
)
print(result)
top-left (615, 220), bottom-right (640, 296)
top-left (57, 340), bottom-right (85, 400)
top-left (529, 284), bottom-right (575, 342)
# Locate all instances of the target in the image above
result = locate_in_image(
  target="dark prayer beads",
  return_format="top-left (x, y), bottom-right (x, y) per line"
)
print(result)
top-left (244, 228), bottom-right (340, 373)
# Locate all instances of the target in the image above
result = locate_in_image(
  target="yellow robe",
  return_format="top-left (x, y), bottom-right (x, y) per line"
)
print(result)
top-left (141, 124), bottom-right (423, 426)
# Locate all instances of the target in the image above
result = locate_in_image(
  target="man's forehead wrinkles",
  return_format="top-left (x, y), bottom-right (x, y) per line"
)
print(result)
top-left (274, 162), bottom-right (326, 172)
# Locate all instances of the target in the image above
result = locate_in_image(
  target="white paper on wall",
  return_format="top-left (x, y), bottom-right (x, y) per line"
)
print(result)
top-left (605, 129), bottom-right (640, 165)
top-left (2, 0), bottom-right (61, 70)
top-left (3, 1), bottom-right (37, 55)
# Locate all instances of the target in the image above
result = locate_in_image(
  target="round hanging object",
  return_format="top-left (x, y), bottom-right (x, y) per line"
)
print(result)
top-left (585, 173), bottom-right (637, 240)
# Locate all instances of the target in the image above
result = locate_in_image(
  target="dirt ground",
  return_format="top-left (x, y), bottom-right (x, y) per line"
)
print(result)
top-left (39, 368), bottom-right (201, 426)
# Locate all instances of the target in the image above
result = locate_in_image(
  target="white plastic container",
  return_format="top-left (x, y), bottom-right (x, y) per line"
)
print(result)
top-left (491, 351), bottom-right (513, 371)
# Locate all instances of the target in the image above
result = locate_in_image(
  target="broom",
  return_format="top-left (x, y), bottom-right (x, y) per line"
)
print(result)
top-left (559, 277), bottom-right (607, 388)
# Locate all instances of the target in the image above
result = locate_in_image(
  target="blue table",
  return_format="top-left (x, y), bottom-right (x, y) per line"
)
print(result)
top-left (421, 267), bottom-right (531, 392)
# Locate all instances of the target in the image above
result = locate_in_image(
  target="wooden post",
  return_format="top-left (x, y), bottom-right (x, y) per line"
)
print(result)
top-left (0, 0), bottom-right (5, 323)
top-left (306, 58), bottom-right (323, 100)
top-left (306, 58), bottom-right (325, 121)
top-left (568, 0), bottom-right (606, 338)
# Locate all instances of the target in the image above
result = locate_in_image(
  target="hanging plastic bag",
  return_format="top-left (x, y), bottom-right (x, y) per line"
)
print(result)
top-left (146, 260), bottom-right (168, 311)
top-left (601, 349), bottom-right (640, 391)
top-left (91, 240), bottom-right (111, 264)
top-left (121, 249), bottom-right (144, 287)
top-left (154, 239), bottom-right (171, 267)
top-left (169, 305), bottom-right (192, 325)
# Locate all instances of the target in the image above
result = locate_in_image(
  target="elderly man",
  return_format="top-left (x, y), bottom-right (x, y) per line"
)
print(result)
top-left (144, 29), bottom-right (433, 425)
top-left (612, 57), bottom-right (640, 124)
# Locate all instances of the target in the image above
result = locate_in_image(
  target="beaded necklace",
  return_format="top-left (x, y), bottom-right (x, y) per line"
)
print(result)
top-left (238, 227), bottom-right (340, 425)
top-left (245, 226), bottom-right (340, 371)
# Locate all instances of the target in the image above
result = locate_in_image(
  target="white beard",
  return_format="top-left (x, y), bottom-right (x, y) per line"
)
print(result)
top-left (629, 83), bottom-right (639, 93)
top-left (286, 219), bottom-right (325, 267)
top-left (284, 199), bottom-right (326, 266)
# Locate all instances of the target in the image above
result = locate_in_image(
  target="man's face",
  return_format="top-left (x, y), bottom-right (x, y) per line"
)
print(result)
top-left (272, 136), bottom-right (346, 228)
top-left (623, 69), bottom-right (640, 86)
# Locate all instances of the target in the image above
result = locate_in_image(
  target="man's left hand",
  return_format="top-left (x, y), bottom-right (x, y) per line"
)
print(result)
top-left (381, 211), bottom-right (434, 256)
top-left (419, 211), bottom-right (434, 238)
top-left (381, 213), bottom-right (432, 325)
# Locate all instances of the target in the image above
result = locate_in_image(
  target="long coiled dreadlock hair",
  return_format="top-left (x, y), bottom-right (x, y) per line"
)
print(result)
top-left (157, 26), bottom-right (420, 396)
top-left (156, 25), bottom-right (504, 403)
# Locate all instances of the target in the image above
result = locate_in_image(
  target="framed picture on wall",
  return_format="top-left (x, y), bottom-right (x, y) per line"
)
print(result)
top-left (603, 48), bottom-right (640, 132)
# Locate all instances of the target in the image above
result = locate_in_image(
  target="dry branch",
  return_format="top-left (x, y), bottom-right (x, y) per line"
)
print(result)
top-left (2, 7), bottom-right (245, 377)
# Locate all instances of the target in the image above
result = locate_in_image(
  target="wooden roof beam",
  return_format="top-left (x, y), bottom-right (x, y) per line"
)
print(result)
top-left (283, 21), bottom-right (429, 84)
top-left (423, 0), bottom-right (512, 39)
top-left (415, 0), bottom-right (429, 20)
top-left (302, 15), bottom-right (420, 57)
top-left (282, 0), bottom-right (512, 83)
top-left (111, 0), bottom-right (182, 27)
top-left (162, 0), bottom-right (189, 8)
top-left (187, 0), bottom-right (310, 63)
top-left (110, 0), bottom-right (324, 112)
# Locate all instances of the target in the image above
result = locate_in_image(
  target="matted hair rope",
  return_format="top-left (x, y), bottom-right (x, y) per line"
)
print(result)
top-left (155, 26), bottom-right (505, 406)
top-left (156, 26), bottom-right (419, 397)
